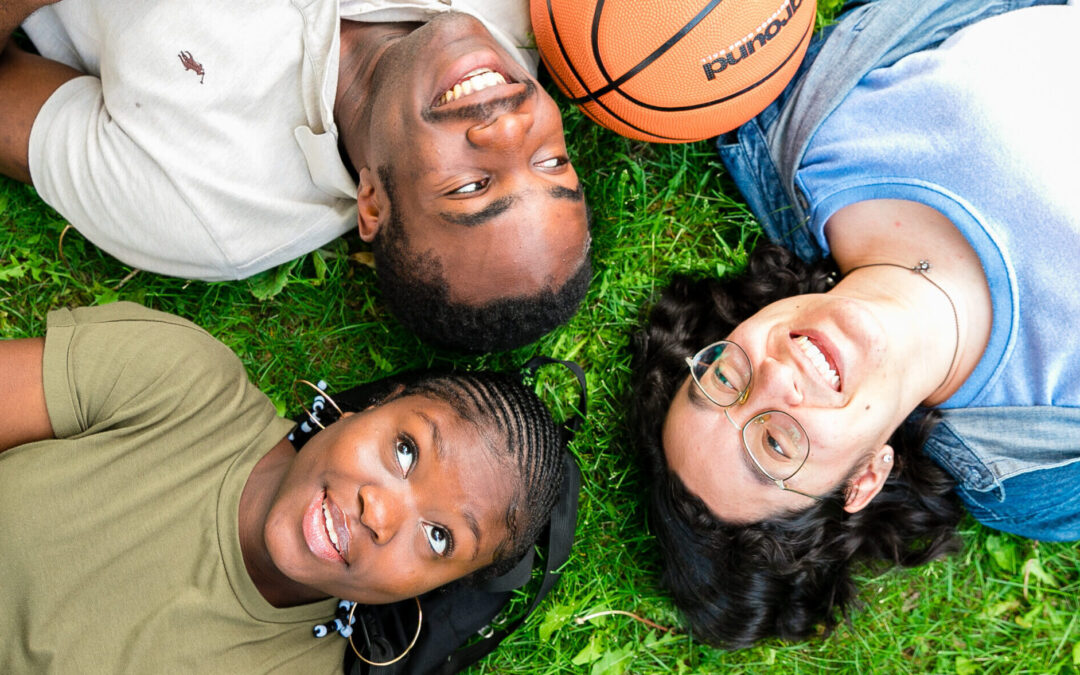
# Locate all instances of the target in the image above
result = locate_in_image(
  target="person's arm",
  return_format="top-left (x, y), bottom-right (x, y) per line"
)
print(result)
top-left (0, 337), bottom-right (54, 453)
top-left (0, 43), bottom-right (81, 183)
top-left (0, 0), bottom-right (80, 183)
top-left (1, 0), bottom-right (46, 48)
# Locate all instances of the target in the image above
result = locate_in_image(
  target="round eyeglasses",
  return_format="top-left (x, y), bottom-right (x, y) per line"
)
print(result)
top-left (685, 341), bottom-right (821, 502)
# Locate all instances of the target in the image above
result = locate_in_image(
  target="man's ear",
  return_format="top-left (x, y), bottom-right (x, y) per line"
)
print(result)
top-left (356, 167), bottom-right (382, 242)
top-left (843, 444), bottom-right (895, 514)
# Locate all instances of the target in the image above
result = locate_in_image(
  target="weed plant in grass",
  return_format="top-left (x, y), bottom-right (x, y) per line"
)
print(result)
top-left (3, 3), bottom-right (1079, 672)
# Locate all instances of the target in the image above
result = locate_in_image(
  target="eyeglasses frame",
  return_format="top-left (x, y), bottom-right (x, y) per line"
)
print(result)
top-left (684, 341), bottom-right (822, 503)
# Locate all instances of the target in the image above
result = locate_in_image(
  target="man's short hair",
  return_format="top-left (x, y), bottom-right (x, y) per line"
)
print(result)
top-left (371, 167), bottom-right (591, 352)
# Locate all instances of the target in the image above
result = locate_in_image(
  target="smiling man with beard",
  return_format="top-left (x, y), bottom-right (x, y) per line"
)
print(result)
top-left (0, 1), bottom-right (591, 351)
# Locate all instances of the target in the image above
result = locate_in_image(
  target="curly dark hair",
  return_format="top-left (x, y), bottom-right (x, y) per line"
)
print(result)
top-left (372, 167), bottom-right (591, 353)
top-left (300, 369), bottom-right (566, 581)
top-left (630, 244), bottom-right (964, 648)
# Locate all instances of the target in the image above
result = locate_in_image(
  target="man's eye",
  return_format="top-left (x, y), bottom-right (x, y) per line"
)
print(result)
top-left (450, 178), bottom-right (488, 194)
top-left (423, 523), bottom-right (452, 556)
top-left (535, 156), bottom-right (567, 169)
top-left (395, 436), bottom-right (416, 476)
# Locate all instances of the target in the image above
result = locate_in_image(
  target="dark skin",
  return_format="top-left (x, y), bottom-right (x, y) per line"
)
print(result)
top-left (334, 21), bottom-right (422, 170)
top-left (347, 14), bottom-right (588, 305)
top-left (0, 0), bottom-right (79, 182)
top-left (0, 337), bottom-right (51, 452)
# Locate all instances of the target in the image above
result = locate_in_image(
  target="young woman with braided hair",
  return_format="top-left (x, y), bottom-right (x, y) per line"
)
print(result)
top-left (631, 0), bottom-right (1080, 648)
top-left (0, 302), bottom-right (565, 672)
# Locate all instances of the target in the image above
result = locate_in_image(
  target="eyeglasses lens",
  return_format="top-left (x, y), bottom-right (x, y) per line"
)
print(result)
top-left (691, 342), bottom-right (751, 406)
top-left (741, 412), bottom-right (808, 481)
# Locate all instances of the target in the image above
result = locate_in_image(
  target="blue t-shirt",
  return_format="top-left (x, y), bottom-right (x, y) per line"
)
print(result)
top-left (795, 5), bottom-right (1080, 410)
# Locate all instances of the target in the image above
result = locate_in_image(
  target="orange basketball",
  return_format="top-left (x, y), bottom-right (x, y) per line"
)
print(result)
top-left (531, 0), bottom-right (817, 143)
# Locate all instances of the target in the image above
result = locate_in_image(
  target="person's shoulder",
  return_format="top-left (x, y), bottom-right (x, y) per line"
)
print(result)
top-left (49, 302), bottom-right (237, 376)
top-left (50, 302), bottom-right (207, 332)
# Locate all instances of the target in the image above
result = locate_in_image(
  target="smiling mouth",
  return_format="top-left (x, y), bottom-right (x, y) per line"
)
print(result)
top-left (435, 68), bottom-right (508, 106)
top-left (320, 494), bottom-right (350, 562)
top-left (794, 334), bottom-right (840, 391)
top-left (322, 500), bottom-right (341, 554)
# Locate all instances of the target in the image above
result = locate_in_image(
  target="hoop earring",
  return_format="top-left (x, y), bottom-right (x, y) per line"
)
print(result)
top-left (348, 597), bottom-right (423, 667)
top-left (292, 379), bottom-right (344, 430)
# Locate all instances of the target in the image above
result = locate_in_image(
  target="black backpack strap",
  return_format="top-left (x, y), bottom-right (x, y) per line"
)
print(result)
top-left (436, 453), bottom-right (581, 674)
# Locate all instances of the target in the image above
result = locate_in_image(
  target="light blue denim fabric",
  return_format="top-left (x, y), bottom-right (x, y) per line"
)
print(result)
top-left (716, 0), bottom-right (1078, 540)
top-left (717, 0), bottom-right (1063, 262)
top-left (924, 407), bottom-right (1080, 541)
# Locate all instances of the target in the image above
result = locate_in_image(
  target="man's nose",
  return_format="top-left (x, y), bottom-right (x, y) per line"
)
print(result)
top-left (358, 484), bottom-right (405, 544)
top-left (466, 110), bottom-right (533, 149)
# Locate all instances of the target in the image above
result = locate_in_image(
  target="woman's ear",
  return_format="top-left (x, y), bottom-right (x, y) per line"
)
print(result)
top-left (356, 167), bottom-right (383, 242)
top-left (843, 444), bottom-right (895, 514)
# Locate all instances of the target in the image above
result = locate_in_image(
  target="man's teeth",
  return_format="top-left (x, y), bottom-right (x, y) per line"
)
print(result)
top-left (322, 500), bottom-right (341, 553)
top-left (795, 335), bottom-right (840, 390)
top-left (438, 69), bottom-right (507, 105)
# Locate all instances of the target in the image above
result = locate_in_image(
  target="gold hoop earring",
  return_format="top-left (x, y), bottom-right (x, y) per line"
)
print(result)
top-left (348, 597), bottom-right (423, 667)
top-left (292, 379), bottom-right (345, 430)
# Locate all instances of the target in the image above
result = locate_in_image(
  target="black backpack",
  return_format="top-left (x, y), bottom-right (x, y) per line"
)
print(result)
top-left (290, 358), bottom-right (585, 675)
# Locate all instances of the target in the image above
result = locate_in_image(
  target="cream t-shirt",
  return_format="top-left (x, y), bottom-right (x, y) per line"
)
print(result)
top-left (23, 0), bottom-right (537, 281)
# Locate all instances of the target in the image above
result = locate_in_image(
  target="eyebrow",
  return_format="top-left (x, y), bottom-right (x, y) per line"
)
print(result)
top-left (417, 411), bottom-right (446, 460)
top-left (439, 195), bottom-right (514, 227)
top-left (685, 379), bottom-right (712, 410)
top-left (464, 511), bottom-right (482, 561)
top-left (438, 182), bottom-right (584, 228)
top-left (417, 409), bottom-right (484, 559)
top-left (549, 183), bottom-right (584, 202)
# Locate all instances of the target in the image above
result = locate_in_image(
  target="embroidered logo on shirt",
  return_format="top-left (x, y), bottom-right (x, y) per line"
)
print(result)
top-left (178, 51), bottom-right (205, 84)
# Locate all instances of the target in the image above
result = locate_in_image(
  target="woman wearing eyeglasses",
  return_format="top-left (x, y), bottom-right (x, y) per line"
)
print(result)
top-left (631, 0), bottom-right (1079, 649)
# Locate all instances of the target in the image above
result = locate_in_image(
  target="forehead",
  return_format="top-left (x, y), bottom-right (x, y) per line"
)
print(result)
top-left (400, 394), bottom-right (515, 536)
top-left (404, 190), bottom-right (589, 304)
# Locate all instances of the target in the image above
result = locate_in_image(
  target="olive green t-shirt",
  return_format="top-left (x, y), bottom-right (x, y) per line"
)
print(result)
top-left (0, 303), bottom-right (341, 673)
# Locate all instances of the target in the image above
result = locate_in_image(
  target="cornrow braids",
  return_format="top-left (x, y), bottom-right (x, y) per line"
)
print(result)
top-left (401, 372), bottom-right (565, 578)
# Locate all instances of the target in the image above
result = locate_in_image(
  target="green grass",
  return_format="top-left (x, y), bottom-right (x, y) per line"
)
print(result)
top-left (3, 5), bottom-right (1080, 673)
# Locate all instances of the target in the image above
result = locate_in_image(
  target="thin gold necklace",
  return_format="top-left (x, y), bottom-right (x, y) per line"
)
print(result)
top-left (844, 259), bottom-right (959, 394)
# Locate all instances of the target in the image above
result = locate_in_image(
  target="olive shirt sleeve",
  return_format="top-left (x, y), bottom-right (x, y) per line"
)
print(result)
top-left (41, 302), bottom-right (294, 444)
top-left (2, 303), bottom-right (338, 673)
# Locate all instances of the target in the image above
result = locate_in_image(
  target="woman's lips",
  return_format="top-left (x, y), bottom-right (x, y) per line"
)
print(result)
top-left (302, 491), bottom-right (345, 563)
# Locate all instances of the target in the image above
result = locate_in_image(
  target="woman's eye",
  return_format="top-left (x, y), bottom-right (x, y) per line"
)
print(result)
top-left (765, 432), bottom-right (788, 458)
top-left (395, 436), bottom-right (416, 476)
top-left (711, 366), bottom-right (739, 393)
top-left (422, 523), bottom-right (453, 557)
top-left (535, 156), bottom-right (567, 169)
top-left (450, 178), bottom-right (488, 195)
